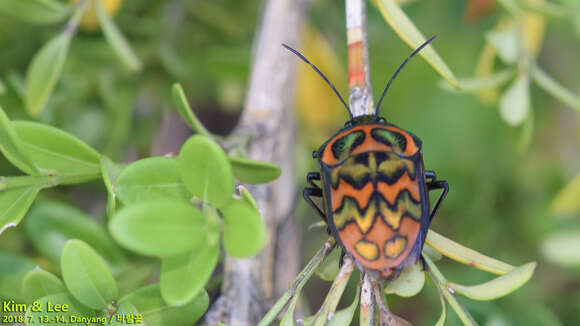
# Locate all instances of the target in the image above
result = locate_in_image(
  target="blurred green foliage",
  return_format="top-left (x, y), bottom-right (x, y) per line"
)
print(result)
top-left (1, 0), bottom-right (580, 325)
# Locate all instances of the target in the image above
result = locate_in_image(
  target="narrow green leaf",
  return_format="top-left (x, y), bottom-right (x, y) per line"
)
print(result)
top-left (25, 33), bottom-right (71, 116)
top-left (61, 239), bottom-right (118, 309)
top-left (178, 135), bottom-right (234, 207)
top-left (531, 65), bottom-right (580, 112)
top-left (0, 107), bottom-right (38, 174)
top-left (100, 157), bottom-right (124, 217)
top-left (328, 282), bottom-right (359, 326)
top-left (221, 198), bottom-right (267, 258)
top-left (375, 0), bottom-right (459, 88)
top-left (0, 185), bottom-right (41, 235)
top-left (109, 200), bottom-right (206, 257)
top-left (499, 73), bottom-right (530, 126)
top-left (435, 294), bottom-right (447, 326)
top-left (22, 268), bottom-right (66, 302)
top-left (24, 201), bottom-right (125, 268)
top-left (422, 243), bottom-right (442, 261)
top-left (315, 249), bottom-right (340, 281)
top-left (95, 0), bottom-right (142, 72)
top-left (116, 157), bottom-right (191, 205)
top-left (161, 241), bottom-right (220, 306)
top-left (448, 262), bottom-right (536, 301)
top-left (438, 68), bottom-right (516, 93)
top-left (426, 230), bottom-right (515, 275)
top-left (541, 230), bottom-right (580, 267)
top-left (229, 156), bottom-right (282, 184)
top-left (13, 121), bottom-right (101, 184)
top-left (486, 26), bottom-right (519, 64)
top-left (0, 78), bottom-right (5, 94)
top-left (384, 261), bottom-right (425, 297)
top-left (0, 252), bottom-right (36, 302)
top-left (119, 284), bottom-right (209, 326)
top-left (239, 185), bottom-right (258, 210)
top-left (0, 0), bottom-right (70, 24)
top-left (171, 84), bottom-right (211, 136)
top-left (280, 290), bottom-right (300, 326)
top-left (25, 293), bottom-right (93, 326)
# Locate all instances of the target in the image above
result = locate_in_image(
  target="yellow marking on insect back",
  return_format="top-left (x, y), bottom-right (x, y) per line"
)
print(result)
top-left (384, 236), bottom-right (407, 259)
top-left (377, 153), bottom-right (415, 179)
top-left (333, 196), bottom-right (376, 234)
top-left (378, 191), bottom-right (421, 230)
top-left (354, 239), bottom-right (379, 261)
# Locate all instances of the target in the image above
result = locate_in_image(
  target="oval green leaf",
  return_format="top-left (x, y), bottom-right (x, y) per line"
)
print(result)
top-left (22, 268), bottom-right (66, 302)
top-left (0, 251), bottom-right (36, 302)
top-left (541, 230), bottom-right (580, 267)
top-left (116, 157), bottom-right (191, 205)
top-left (178, 134), bottom-right (234, 207)
top-left (119, 284), bottom-right (209, 326)
top-left (109, 200), bottom-right (206, 257)
top-left (171, 84), bottom-right (210, 136)
top-left (221, 198), bottom-right (267, 258)
top-left (426, 230), bottom-right (515, 275)
top-left (25, 293), bottom-right (93, 326)
top-left (0, 106), bottom-right (38, 174)
top-left (160, 241), bottom-right (220, 306)
top-left (61, 239), bottom-right (118, 309)
top-left (328, 282), bottom-right (359, 326)
top-left (485, 26), bottom-right (519, 64)
top-left (384, 261), bottom-right (425, 297)
top-left (0, 0), bottom-right (69, 24)
top-left (25, 33), bottom-right (71, 116)
top-left (375, 0), bottom-right (459, 88)
top-left (108, 301), bottom-right (141, 325)
top-left (13, 121), bottom-right (101, 184)
top-left (95, 0), bottom-right (142, 72)
top-left (500, 73), bottom-right (531, 126)
top-left (25, 201), bottom-right (125, 268)
top-left (438, 68), bottom-right (516, 93)
top-left (0, 185), bottom-right (41, 235)
top-left (448, 262), bottom-right (536, 301)
top-left (229, 156), bottom-right (282, 184)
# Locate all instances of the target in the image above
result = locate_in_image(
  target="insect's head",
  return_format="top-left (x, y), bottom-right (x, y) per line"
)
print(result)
top-left (283, 35), bottom-right (437, 121)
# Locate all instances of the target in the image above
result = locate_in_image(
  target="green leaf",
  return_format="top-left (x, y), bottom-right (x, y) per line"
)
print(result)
top-left (160, 241), bottom-right (220, 306)
top-left (280, 290), bottom-right (300, 326)
top-left (0, 251), bottom-right (36, 302)
top-left (0, 185), bottom-right (41, 235)
top-left (384, 261), bottom-right (425, 297)
top-left (100, 157), bottom-right (124, 217)
top-left (0, 0), bottom-right (70, 24)
top-left (328, 282), bottom-right (360, 326)
top-left (22, 269), bottom-right (66, 302)
top-left (435, 294), bottom-right (447, 326)
top-left (316, 249), bottom-right (340, 281)
top-left (448, 262), bottom-right (536, 301)
top-left (375, 0), bottom-right (459, 88)
top-left (486, 26), bottom-right (519, 64)
top-left (24, 201), bottom-right (125, 268)
top-left (109, 200), bottom-right (206, 257)
top-left (239, 185), bottom-right (258, 210)
top-left (229, 156), bottom-right (282, 184)
top-left (171, 84), bottom-right (211, 136)
top-left (25, 33), bottom-right (71, 116)
top-left (13, 121), bottom-right (101, 184)
top-left (531, 65), bottom-right (580, 112)
top-left (119, 284), bottom-right (209, 326)
top-left (61, 239), bottom-right (118, 309)
top-left (178, 135), bottom-right (234, 207)
top-left (0, 106), bottom-right (38, 174)
top-left (221, 198), bottom-right (267, 258)
top-left (426, 230), bottom-right (515, 275)
top-left (541, 229), bottom-right (580, 267)
top-left (95, 0), bottom-right (142, 72)
top-left (115, 157), bottom-right (191, 205)
top-left (438, 68), bottom-right (516, 93)
top-left (422, 243), bottom-right (442, 261)
top-left (25, 293), bottom-right (93, 326)
top-left (108, 301), bottom-right (142, 325)
top-left (500, 73), bottom-right (530, 126)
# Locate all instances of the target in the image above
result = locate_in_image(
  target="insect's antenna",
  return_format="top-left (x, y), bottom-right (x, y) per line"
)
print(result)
top-left (375, 35), bottom-right (438, 115)
top-left (282, 43), bottom-right (351, 117)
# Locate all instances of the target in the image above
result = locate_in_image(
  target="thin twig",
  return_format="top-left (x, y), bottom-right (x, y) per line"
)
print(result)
top-left (359, 272), bottom-right (376, 326)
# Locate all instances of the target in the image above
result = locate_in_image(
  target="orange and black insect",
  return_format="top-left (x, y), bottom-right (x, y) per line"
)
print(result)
top-left (284, 36), bottom-right (449, 280)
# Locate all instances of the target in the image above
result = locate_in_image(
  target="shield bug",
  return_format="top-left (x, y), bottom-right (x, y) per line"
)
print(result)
top-left (284, 36), bottom-right (449, 280)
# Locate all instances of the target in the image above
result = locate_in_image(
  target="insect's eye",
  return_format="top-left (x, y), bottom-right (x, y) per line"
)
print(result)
top-left (344, 121), bottom-right (353, 128)
top-left (378, 117), bottom-right (386, 123)
top-left (312, 150), bottom-right (319, 158)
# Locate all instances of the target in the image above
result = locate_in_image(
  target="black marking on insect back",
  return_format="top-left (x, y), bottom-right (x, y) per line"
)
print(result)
top-left (371, 128), bottom-right (407, 153)
top-left (331, 130), bottom-right (365, 161)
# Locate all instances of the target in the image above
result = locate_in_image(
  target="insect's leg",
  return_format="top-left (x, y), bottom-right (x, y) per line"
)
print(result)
top-left (419, 254), bottom-right (429, 272)
top-left (426, 171), bottom-right (449, 223)
top-left (303, 187), bottom-right (326, 222)
top-left (338, 249), bottom-right (346, 268)
top-left (307, 172), bottom-right (322, 190)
